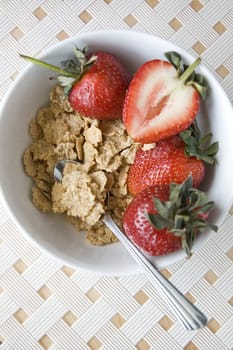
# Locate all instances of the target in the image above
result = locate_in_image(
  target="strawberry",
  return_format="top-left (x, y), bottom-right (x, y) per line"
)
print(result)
top-left (123, 51), bottom-right (208, 143)
top-left (20, 48), bottom-right (131, 120)
top-left (128, 122), bottom-right (218, 196)
top-left (123, 176), bottom-right (217, 257)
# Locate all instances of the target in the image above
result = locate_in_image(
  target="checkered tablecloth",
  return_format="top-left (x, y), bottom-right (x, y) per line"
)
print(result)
top-left (0, 1), bottom-right (233, 349)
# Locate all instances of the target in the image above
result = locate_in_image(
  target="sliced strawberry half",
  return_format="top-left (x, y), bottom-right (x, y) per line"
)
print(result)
top-left (123, 52), bottom-right (208, 143)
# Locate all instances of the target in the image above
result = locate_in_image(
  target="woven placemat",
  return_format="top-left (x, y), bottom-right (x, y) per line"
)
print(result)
top-left (0, 1), bottom-right (233, 349)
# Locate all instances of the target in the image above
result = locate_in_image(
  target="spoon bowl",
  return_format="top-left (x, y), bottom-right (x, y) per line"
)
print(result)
top-left (54, 160), bottom-right (80, 182)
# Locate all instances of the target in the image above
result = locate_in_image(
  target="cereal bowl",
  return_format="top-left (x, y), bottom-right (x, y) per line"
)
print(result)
top-left (0, 30), bottom-right (233, 275)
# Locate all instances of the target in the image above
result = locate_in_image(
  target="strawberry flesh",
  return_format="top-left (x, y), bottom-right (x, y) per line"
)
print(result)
top-left (123, 59), bottom-right (200, 143)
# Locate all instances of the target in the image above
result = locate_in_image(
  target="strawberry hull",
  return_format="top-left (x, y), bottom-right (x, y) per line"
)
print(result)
top-left (123, 177), bottom-right (217, 257)
top-left (122, 185), bottom-right (182, 256)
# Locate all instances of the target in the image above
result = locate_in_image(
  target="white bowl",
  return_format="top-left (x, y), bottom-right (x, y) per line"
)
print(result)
top-left (1, 30), bottom-right (233, 276)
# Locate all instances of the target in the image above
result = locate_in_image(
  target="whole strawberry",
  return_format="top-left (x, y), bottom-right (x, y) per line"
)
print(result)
top-left (20, 48), bottom-right (131, 120)
top-left (123, 176), bottom-right (217, 257)
top-left (123, 51), bottom-right (208, 143)
top-left (128, 122), bottom-right (218, 196)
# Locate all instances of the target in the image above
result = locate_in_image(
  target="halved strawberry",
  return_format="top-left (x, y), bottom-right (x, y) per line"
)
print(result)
top-left (128, 122), bottom-right (218, 196)
top-left (123, 52), bottom-right (208, 143)
top-left (123, 176), bottom-right (217, 257)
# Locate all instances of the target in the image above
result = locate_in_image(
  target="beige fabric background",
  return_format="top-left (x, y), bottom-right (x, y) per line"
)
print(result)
top-left (0, 1), bottom-right (233, 349)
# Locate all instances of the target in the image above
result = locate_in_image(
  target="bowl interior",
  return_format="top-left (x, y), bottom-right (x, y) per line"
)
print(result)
top-left (1, 30), bottom-right (233, 275)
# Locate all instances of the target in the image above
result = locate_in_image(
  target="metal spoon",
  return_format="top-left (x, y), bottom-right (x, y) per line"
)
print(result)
top-left (54, 160), bottom-right (207, 330)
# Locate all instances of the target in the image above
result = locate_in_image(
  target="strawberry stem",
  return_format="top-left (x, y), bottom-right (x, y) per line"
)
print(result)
top-left (20, 54), bottom-right (77, 78)
top-left (179, 57), bottom-right (201, 83)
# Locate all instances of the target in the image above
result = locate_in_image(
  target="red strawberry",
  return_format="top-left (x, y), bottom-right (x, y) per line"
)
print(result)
top-left (123, 51), bottom-right (208, 143)
top-left (68, 51), bottom-right (131, 119)
top-left (123, 176), bottom-right (217, 257)
top-left (128, 122), bottom-right (218, 196)
top-left (20, 48), bottom-right (131, 120)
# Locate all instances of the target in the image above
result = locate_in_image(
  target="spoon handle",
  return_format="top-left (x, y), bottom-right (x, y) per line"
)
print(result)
top-left (103, 214), bottom-right (207, 330)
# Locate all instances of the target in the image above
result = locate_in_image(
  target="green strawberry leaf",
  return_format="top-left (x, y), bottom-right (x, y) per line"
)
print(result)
top-left (144, 176), bottom-right (218, 258)
top-left (165, 51), bottom-right (182, 73)
top-left (84, 55), bottom-right (97, 67)
top-left (180, 121), bottom-right (219, 165)
top-left (205, 142), bottom-right (219, 156)
top-left (153, 197), bottom-right (170, 219)
top-left (57, 76), bottom-right (76, 95)
top-left (189, 81), bottom-right (208, 100)
top-left (145, 212), bottom-right (169, 230)
top-left (73, 47), bottom-right (86, 64)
